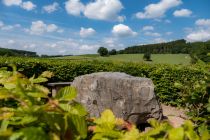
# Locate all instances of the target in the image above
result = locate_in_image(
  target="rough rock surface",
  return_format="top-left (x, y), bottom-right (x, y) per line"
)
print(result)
top-left (72, 72), bottom-right (163, 124)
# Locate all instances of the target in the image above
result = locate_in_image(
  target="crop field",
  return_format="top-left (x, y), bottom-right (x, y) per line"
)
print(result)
top-left (59, 54), bottom-right (191, 65)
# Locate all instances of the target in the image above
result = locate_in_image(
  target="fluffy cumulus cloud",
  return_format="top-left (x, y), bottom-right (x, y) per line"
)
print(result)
top-left (186, 18), bottom-right (210, 42)
top-left (26, 20), bottom-right (59, 35)
top-left (186, 30), bottom-right (210, 42)
top-left (2, 0), bottom-right (36, 11)
top-left (135, 0), bottom-right (182, 19)
top-left (2, 0), bottom-right (22, 6)
top-left (65, 0), bottom-right (85, 16)
top-left (79, 27), bottom-right (96, 38)
top-left (112, 24), bottom-right (137, 37)
top-left (43, 2), bottom-right (59, 13)
top-left (173, 9), bottom-right (192, 17)
top-left (21, 1), bottom-right (36, 11)
top-left (65, 0), bottom-right (124, 21)
top-left (84, 0), bottom-right (124, 21)
top-left (142, 26), bottom-right (154, 31)
top-left (195, 19), bottom-right (210, 26)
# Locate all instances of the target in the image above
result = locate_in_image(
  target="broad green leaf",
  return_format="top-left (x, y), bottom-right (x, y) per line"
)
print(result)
top-left (27, 92), bottom-right (48, 98)
top-left (120, 126), bottom-right (140, 140)
top-left (55, 86), bottom-right (77, 101)
top-left (0, 88), bottom-right (11, 99)
top-left (9, 127), bottom-right (49, 140)
top-left (0, 120), bottom-right (9, 131)
top-left (168, 127), bottom-right (184, 140)
top-left (9, 115), bottom-right (38, 125)
top-left (4, 83), bottom-right (16, 90)
top-left (94, 109), bottom-right (116, 130)
top-left (41, 71), bottom-right (53, 78)
top-left (32, 77), bottom-right (48, 84)
top-left (68, 114), bottom-right (87, 139)
top-left (34, 85), bottom-right (50, 94)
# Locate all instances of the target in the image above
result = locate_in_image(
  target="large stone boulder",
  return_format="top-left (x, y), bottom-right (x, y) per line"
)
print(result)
top-left (72, 72), bottom-right (163, 124)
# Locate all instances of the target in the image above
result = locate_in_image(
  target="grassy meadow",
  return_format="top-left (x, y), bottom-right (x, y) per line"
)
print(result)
top-left (58, 54), bottom-right (191, 65)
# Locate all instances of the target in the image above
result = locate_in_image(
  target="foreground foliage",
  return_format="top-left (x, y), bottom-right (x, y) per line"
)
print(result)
top-left (91, 110), bottom-right (210, 140)
top-left (0, 67), bottom-right (209, 140)
top-left (0, 57), bottom-right (209, 126)
top-left (0, 66), bottom-right (87, 139)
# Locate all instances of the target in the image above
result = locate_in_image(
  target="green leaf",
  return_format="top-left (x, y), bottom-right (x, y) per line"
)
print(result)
top-left (9, 115), bottom-right (38, 125)
top-left (55, 86), bottom-right (77, 101)
top-left (41, 71), bottom-right (53, 78)
top-left (94, 109), bottom-right (116, 130)
top-left (168, 127), bottom-right (184, 140)
top-left (32, 77), bottom-right (48, 84)
top-left (120, 126), bottom-right (140, 140)
top-left (0, 88), bottom-right (11, 99)
top-left (68, 114), bottom-right (87, 139)
top-left (9, 127), bottom-right (49, 140)
top-left (27, 92), bottom-right (48, 98)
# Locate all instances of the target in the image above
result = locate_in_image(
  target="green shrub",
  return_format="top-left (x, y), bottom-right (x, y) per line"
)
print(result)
top-left (0, 57), bottom-right (209, 127)
top-left (0, 68), bottom-right (209, 140)
top-left (0, 66), bottom-right (87, 140)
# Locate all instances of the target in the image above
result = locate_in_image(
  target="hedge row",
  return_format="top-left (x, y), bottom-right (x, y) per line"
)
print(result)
top-left (0, 57), bottom-right (208, 107)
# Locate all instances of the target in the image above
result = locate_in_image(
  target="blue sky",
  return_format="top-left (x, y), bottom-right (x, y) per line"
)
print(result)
top-left (0, 0), bottom-right (210, 55)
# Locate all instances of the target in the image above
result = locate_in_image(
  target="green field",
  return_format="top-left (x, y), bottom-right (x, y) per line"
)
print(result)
top-left (59, 54), bottom-right (191, 65)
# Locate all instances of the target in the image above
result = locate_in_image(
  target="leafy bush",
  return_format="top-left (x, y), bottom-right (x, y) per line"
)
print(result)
top-left (0, 66), bottom-right (87, 140)
top-left (0, 68), bottom-right (209, 140)
top-left (0, 57), bottom-right (209, 127)
top-left (90, 110), bottom-right (210, 140)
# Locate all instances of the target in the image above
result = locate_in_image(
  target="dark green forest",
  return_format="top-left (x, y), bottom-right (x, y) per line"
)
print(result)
top-left (118, 39), bottom-right (210, 62)
top-left (0, 47), bottom-right (37, 57)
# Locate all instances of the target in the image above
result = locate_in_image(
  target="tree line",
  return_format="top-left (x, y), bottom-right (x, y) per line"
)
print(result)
top-left (0, 47), bottom-right (38, 57)
top-left (117, 39), bottom-right (210, 63)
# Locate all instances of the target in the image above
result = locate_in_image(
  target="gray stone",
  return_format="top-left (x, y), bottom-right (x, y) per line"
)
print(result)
top-left (72, 72), bottom-right (163, 124)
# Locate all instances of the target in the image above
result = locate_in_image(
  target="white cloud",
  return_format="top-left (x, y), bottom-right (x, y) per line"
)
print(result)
top-left (46, 24), bottom-right (58, 32)
top-left (103, 37), bottom-right (124, 49)
top-left (2, 0), bottom-right (22, 6)
top-left (135, 0), bottom-right (182, 19)
top-left (65, 0), bottom-right (85, 16)
top-left (195, 19), bottom-right (210, 26)
top-left (2, 0), bottom-right (36, 11)
top-left (1, 25), bottom-right (14, 30)
top-left (154, 38), bottom-right (166, 43)
top-left (0, 22), bottom-right (21, 31)
top-left (8, 40), bottom-right (15, 44)
top-left (112, 24), bottom-right (137, 37)
top-left (173, 9), bottom-right (192, 17)
top-left (186, 30), bottom-right (210, 42)
top-left (27, 20), bottom-right (59, 35)
top-left (21, 1), bottom-right (36, 11)
top-left (145, 31), bottom-right (161, 37)
top-left (186, 19), bottom-right (210, 42)
top-left (80, 44), bottom-right (99, 51)
top-left (84, 0), bottom-right (124, 21)
top-left (43, 2), bottom-right (59, 13)
top-left (65, 0), bottom-right (124, 21)
top-left (79, 27), bottom-right (96, 38)
top-left (142, 26), bottom-right (154, 31)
